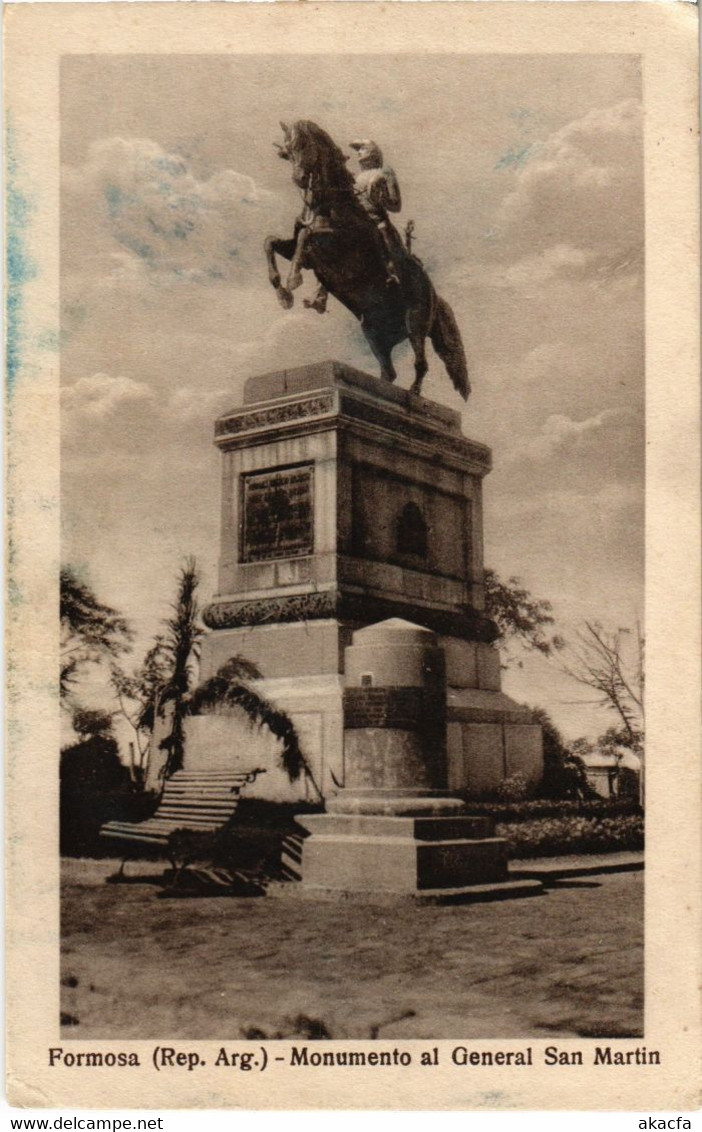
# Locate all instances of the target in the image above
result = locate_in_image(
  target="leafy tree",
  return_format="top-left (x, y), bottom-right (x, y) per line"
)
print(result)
top-left (530, 706), bottom-right (594, 801)
top-left (569, 736), bottom-right (595, 760)
top-left (60, 566), bottom-right (131, 702)
top-left (597, 723), bottom-right (644, 758)
top-left (110, 636), bottom-right (171, 786)
top-left (484, 569), bottom-right (565, 667)
top-left (595, 724), bottom-right (644, 804)
top-left (569, 726), bottom-right (643, 803)
top-left (60, 734), bottom-right (127, 794)
top-left (71, 708), bottom-right (114, 739)
top-left (60, 709), bottom-right (133, 853)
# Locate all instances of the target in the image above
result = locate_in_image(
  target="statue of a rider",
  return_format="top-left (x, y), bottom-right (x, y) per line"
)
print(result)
top-left (350, 139), bottom-right (403, 284)
top-left (299, 137), bottom-right (406, 314)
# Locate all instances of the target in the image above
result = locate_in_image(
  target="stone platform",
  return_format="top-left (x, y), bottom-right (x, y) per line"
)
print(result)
top-left (293, 813), bottom-right (508, 894)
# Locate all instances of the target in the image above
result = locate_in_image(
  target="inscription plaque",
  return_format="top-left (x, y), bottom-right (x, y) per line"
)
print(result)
top-left (241, 465), bottom-right (314, 563)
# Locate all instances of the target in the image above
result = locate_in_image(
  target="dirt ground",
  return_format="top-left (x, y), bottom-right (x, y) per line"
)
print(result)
top-left (61, 858), bottom-right (643, 1041)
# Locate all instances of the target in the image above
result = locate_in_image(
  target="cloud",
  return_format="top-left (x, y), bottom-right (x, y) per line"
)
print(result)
top-left (61, 372), bottom-right (154, 418)
top-left (502, 244), bottom-right (592, 287)
top-left (496, 99), bottom-right (643, 271)
top-left (510, 408), bottom-right (628, 463)
top-left (62, 137), bottom-right (274, 284)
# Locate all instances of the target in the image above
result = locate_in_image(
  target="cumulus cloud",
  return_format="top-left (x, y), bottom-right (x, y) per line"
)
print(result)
top-left (62, 137), bottom-right (274, 284)
top-left (511, 408), bottom-right (629, 462)
top-left (502, 244), bottom-right (592, 288)
top-left (61, 372), bottom-right (154, 418)
top-left (496, 99), bottom-right (643, 271)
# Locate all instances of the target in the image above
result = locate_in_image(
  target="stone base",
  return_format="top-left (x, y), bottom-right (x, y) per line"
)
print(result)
top-left (191, 627), bottom-right (542, 802)
top-left (292, 812), bottom-right (508, 895)
top-left (327, 789), bottom-right (467, 816)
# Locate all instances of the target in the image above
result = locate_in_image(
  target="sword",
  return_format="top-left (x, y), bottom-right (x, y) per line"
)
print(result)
top-left (404, 220), bottom-right (415, 254)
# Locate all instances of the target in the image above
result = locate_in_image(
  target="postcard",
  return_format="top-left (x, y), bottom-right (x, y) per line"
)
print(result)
top-left (5, 1), bottom-right (700, 1112)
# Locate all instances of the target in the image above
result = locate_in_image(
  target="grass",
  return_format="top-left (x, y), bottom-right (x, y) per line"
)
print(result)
top-left (61, 859), bottom-right (643, 1041)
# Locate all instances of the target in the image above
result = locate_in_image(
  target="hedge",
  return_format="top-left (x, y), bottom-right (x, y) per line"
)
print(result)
top-left (497, 813), bottom-right (644, 858)
top-left (464, 797), bottom-right (640, 823)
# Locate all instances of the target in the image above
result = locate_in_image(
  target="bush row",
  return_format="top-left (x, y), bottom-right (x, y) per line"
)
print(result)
top-left (497, 813), bottom-right (644, 859)
top-left (464, 797), bottom-right (640, 823)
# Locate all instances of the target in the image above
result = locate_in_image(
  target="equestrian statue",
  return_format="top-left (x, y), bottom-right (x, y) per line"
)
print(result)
top-left (264, 120), bottom-right (470, 400)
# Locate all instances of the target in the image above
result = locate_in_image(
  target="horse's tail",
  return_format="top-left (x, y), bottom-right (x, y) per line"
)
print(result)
top-left (430, 294), bottom-right (470, 401)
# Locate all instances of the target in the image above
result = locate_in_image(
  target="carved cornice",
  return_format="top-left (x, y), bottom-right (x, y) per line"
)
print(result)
top-left (338, 395), bottom-right (491, 471)
top-left (214, 386), bottom-right (491, 473)
top-left (215, 394), bottom-right (335, 440)
top-left (202, 588), bottom-right (499, 642)
top-left (203, 590), bottom-right (337, 629)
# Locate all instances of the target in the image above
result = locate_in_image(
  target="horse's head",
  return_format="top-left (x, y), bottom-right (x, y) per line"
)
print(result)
top-left (276, 120), bottom-right (353, 196)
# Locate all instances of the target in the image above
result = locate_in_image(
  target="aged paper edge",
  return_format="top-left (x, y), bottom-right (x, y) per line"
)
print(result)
top-left (4, 0), bottom-right (701, 1111)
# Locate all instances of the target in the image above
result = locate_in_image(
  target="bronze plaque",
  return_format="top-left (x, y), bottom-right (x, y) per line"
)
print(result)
top-left (241, 465), bottom-right (314, 563)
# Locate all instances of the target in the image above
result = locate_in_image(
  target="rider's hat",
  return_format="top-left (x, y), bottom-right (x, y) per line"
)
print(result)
top-left (350, 139), bottom-right (383, 166)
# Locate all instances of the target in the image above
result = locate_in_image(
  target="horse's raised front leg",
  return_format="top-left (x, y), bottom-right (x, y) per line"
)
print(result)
top-left (287, 227), bottom-right (310, 292)
top-left (264, 235), bottom-right (297, 310)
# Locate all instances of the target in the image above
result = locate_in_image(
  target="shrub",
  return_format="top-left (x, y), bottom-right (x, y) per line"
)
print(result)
top-left (60, 735), bottom-right (146, 855)
top-left (464, 797), bottom-right (640, 823)
top-left (497, 812), bottom-right (644, 858)
top-left (496, 772), bottom-right (531, 802)
top-left (530, 706), bottom-right (597, 801)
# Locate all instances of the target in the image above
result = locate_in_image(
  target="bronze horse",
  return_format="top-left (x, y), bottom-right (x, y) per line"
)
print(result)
top-left (264, 120), bottom-right (470, 400)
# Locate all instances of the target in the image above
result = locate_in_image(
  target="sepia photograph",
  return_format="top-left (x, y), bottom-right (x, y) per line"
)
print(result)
top-left (58, 48), bottom-right (645, 1042)
top-left (5, 1), bottom-right (699, 1112)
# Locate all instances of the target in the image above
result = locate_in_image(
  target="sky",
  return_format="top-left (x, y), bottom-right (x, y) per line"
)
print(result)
top-left (60, 53), bottom-right (644, 742)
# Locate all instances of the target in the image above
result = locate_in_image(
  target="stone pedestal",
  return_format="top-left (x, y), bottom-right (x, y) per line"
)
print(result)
top-left (183, 360), bottom-right (542, 803)
top-left (294, 813), bottom-right (508, 895)
top-left (293, 619), bottom-right (513, 898)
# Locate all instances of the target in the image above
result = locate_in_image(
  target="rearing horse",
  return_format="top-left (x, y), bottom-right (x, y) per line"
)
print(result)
top-left (264, 120), bottom-right (470, 400)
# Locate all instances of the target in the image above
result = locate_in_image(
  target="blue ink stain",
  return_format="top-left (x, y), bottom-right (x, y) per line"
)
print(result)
top-left (154, 156), bottom-right (186, 178)
top-left (373, 96), bottom-right (398, 112)
top-left (7, 577), bottom-right (25, 608)
top-left (116, 231), bottom-right (154, 260)
top-left (35, 329), bottom-right (60, 352)
top-left (6, 125), bottom-right (38, 396)
top-left (104, 184), bottom-right (124, 217)
top-left (172, 220), bottom-right (194, 239)
top-left (495, 143), bottom-right (535, 171)
top-left (105, 184), bottom-right (145, 220)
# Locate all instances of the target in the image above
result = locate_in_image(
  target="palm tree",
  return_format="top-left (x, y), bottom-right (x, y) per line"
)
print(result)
top-left (188, 656), bottom-right (323, 800)
top-left (157, 557), bottom-right (204, 779)
top-left (151, 557), bottom-right (320, 796)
